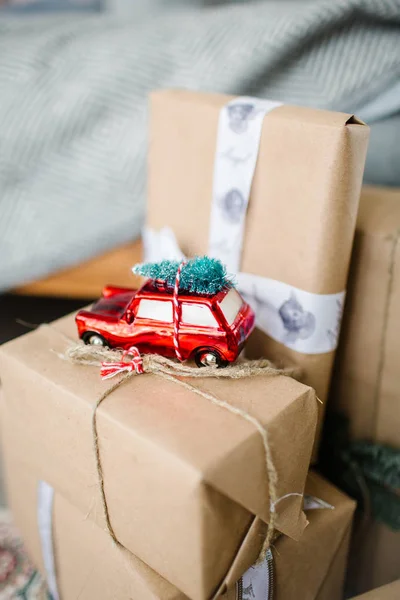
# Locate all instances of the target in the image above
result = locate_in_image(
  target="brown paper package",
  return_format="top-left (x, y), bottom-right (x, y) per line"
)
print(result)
top-left (225, 471), bottom-right (356, 600)
top-left (148, 90), bottom-right (370, 454)
top-left (331, 185), bottom-right (400, 447)
top-left (351, 580), bottom-right (400, 600)
top-left (3, 452), bottom-right (354, 600)
top-left (346, 514), bottom-right (400, 597)
top-left (329, 186), bottom-right (400, 597)
top-left (0, 311), bottom-right (318, 600)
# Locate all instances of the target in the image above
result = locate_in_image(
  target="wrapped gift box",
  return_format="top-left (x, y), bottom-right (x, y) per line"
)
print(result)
top-left (147, 90), bottom-right (369, 453)
top-left (3, 451), bottom-right (355, 600)
top-left (225, 471), bottom-right (356, 600)
top-left (346, 516), bottom-right (400, 597)
top-left (351, 580), bottom-right (400, 600)
top-left (331, 185), bottom-right (400, 447)
top-left (3, 452), bottom-right (182, 600)
top-left (0, 311), bottom-right (318, 600)
top-left (327, 186), bottom-right (400, 595)
top-left (330, 186), bottom-right (400, 594)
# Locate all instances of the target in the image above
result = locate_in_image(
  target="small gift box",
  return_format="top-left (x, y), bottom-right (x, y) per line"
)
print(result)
top-left (3, 456), bottom-right (355, 600)
top-left (0, 310), bottom-right (317, 600)
top-left (331, 185), bottom-right (400, 448)
top-left (225, 471), bottom-right (356, 600)
top-left (146, 90), bottom-right (370, 454)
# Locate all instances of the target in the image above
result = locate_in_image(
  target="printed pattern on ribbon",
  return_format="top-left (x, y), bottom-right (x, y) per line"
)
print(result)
top-left (142, 226), bottom-right (345, 355)
top-left (237, 272), bottom-right (345, 355)
top-left (208, 97), bottom-right (282, 274)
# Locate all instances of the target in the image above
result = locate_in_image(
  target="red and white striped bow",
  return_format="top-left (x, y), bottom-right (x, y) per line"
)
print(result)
top-left (100, 346), bottom-right (144, 379)
top-left (173, 260), bottom-right (186, 362)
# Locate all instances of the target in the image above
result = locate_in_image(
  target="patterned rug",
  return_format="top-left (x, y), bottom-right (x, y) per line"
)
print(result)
top-left (0, 510), bottom-right (49, 599)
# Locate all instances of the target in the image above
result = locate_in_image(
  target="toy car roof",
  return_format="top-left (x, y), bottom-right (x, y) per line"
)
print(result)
top-left (139, 280), bottom-right (230, 303)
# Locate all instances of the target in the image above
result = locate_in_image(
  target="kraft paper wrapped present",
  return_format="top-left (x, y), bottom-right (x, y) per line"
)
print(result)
top-left (225, 471), bottom-right (356, 600)
top-left (3, 452), bottom-right (355, 600)
top-left (346, 516), bottom-right (400, 597)
top-left (0, 310), bottom-right (318, 600)
top-left (331, 185), bottom-right (400, 448)
top-left (351, 580), bottom-right (400, 600)
top-left (327, 185), bottom-right (400, 598)
top-left (146, 90), bottom-right (370, 453)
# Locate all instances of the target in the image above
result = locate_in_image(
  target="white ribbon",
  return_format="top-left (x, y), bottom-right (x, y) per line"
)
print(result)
top-left (208, 97), bottom-right (282, 274)
top-left (38, 481), bottom-right (59, 600)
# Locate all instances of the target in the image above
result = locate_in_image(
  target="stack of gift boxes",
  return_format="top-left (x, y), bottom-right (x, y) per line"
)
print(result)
top-left (0, 89), bottom-right (397, 600)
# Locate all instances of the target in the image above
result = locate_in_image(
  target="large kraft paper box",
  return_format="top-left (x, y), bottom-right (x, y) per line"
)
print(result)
top-left (148, 90), bottom-right (369, 452)
top-left (351, 580), bottom-right (400, 600)
top-left (0, 311), bottom-right (318, 600)
top-left (331, 185), bottom-right (400, 447)
top-left (3, 453), bottom-right (355, 600)
top-left (346, 516), bottom-right (400, 596)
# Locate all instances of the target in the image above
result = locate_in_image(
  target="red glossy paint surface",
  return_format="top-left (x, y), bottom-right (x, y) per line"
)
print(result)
top-left (75, 281), bottom-right (255, 364)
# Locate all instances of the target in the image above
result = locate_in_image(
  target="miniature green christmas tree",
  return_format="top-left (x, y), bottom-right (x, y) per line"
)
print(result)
top-left (133, 256), bottom-right (234, 295)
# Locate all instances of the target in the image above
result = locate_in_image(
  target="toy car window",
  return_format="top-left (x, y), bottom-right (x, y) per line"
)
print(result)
top-left (136, 299), bottom-right (173, 322)
top-left (219, 288), bottom-right (243, 325)
top-left (181, 303), bottom-right (218, 328)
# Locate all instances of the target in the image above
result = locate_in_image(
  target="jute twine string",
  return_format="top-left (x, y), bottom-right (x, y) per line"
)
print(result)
top-left (65, 343), bottom-right (299, 562)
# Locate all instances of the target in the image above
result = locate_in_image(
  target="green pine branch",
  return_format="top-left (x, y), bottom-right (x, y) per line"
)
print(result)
top-left (133, 256), bottom-right (234, 295)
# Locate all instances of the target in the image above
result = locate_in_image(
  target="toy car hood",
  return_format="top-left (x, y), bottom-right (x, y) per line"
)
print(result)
top-left (90, 287), bottom-right (136, 319)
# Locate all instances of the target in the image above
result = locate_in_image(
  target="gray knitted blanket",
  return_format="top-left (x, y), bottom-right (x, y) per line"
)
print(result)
top-left (1, 0), bottom-right (400, 291)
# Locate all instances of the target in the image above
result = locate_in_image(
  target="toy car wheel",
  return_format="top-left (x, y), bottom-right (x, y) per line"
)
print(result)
top-left (194, 348), bottom-right (227, 369)
top-left (82, 332), bottom-right (108, 347)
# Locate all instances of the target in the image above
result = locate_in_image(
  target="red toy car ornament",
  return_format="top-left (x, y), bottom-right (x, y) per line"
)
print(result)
top-left (76, 257), bottom-right (255, 368)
